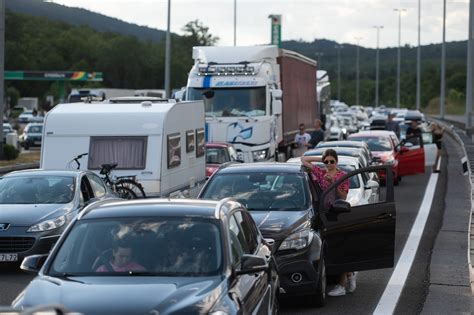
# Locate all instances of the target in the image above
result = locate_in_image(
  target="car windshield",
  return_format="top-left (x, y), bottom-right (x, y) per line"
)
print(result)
top-left (350, 136), bottom-right (393, 152)
top-left (206, 147), bottom-right (230, 164)
top-left (49, 217), bottom-right (223, 277)
top-left (27, 126), bottom-right (42, 133)
top-left (201, 173), bottom-right (310, 211)
top-left (188, 87), bottom-right (266, 117)
top-left (0, 176), bottom-right (75, 204)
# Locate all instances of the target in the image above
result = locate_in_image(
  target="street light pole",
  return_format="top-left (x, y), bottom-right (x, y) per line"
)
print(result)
top-left (466, 0), bottom-right (473, 130)
top-left (233, 0), bottom-right (237, 46)
top-left (416, 0), bottom-right (422, 110)
top-left (440, 0), bottom-right (447, 119)
top-left (335, 45), bottom-right (343, 101)
top-left (164, 0), bottom-right (171, 98)
top-left (355, 37), bottom-right (363, 105)
top-left (394, 8), bottom-right (407, 109)
top-left (374, 26), bottom-right (384, 107)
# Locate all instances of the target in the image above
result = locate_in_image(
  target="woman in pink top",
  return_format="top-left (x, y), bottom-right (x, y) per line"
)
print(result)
top-left (96, 241), bottom-right (146, 272)
top-left (301, 149), bottom-right (356, 297)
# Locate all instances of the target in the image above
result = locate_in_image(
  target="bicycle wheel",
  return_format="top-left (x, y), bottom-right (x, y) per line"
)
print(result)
top-left (115, 186), bottom-right (137, 200)
top-left (116, 179), bottom-right (146, 198)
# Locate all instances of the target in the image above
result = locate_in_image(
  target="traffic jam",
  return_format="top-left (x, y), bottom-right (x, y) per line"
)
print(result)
top-left (0, 46), bottom-right (439, 314)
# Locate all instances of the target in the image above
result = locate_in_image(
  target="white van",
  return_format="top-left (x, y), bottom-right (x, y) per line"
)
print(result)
top-left (40, 97), bottom-right (206, 198)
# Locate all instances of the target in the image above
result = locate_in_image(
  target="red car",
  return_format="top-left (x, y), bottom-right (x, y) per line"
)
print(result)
top-left (348, 130), bottom-right (424, 184)
top-left (205, 143), bottom-right (240, 178)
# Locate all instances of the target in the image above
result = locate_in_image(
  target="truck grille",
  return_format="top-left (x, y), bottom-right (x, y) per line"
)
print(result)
top-left (0, 237), bottom-right (35, 253)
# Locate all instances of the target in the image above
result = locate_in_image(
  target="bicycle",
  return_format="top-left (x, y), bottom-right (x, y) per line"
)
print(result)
top-left (68, 153), bottom-right (146, 200)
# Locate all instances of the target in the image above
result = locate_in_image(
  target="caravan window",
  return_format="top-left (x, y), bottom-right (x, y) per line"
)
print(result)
top-left (196, 128), bottom-right (205, 158)
top-left (88, 136), bottom-right (147, 170)
top-left (186, 130), bottom-right (195, 153)
top-left (167, 133), bottom-right (181, 169)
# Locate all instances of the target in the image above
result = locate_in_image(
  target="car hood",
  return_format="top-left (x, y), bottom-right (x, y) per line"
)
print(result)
top-left (250, 210), bottom-right (311, 241)
top-left (18, 276), bottom-right (226, 315)
top-left (0, 204), bottom-right (73, 226)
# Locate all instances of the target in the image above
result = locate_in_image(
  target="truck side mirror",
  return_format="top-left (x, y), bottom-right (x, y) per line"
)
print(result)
top-left (272, 89), bottom-right (283, 100)
top-left (273, 100), bottom-right (282, 115)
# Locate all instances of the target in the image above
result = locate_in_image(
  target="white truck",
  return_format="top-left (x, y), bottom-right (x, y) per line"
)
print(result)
top-left (186, 45), bottom-right (318, 162)
top-left (17, 97), bottom-right (39, 111)
top-left (40, 97), bottom-right (206, 198)
top-left (67, 88), bottom-right (136, 103)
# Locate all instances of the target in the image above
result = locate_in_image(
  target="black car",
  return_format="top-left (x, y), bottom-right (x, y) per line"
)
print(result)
top-left (199, 163), bottom-right (396, 306)
top-left (13, 199), bottom-right (279, 315)
top-left (0, 170), bottom-right (117, 264)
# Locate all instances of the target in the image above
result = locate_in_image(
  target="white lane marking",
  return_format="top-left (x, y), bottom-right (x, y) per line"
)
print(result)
top-left (373, 161), bottom-right (440, 315)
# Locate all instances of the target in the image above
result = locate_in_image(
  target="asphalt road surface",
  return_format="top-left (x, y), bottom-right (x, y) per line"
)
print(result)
top-left (0, 164), bottom-right (445, 314)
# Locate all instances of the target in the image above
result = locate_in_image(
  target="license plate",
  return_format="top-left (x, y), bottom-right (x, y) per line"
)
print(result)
top-left (0, 253), bottom-right (18, 262)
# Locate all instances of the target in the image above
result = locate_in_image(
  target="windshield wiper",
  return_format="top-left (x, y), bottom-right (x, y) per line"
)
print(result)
top-left (56, 273), bottom-right (85, 284)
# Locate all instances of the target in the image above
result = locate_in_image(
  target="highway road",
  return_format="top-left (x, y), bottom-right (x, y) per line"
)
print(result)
top-left (0, 159), bottom-right (448, 314)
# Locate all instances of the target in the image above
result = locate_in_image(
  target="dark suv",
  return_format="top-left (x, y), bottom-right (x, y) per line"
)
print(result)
top-left (199, 162), bottom-right (396, 306)
top-left (14, 199), bottom-right (279, 315)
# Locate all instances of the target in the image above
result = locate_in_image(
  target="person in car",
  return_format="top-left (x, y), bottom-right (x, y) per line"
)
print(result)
top-left (301, 149), bottom-right (356, 297)
top-left (96, 240), bottom-right (146, 272)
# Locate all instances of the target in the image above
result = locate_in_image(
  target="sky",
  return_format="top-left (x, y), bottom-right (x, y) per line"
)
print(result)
top-left (50, 0), bottom-right (471, 49)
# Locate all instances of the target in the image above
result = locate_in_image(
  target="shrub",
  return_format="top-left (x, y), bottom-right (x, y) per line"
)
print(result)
top-left (3, 144), bottom-right (19, 160)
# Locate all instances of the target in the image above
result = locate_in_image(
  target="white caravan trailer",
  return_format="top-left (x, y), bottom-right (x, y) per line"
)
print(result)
top-left (40, 98), bottom-right (206, 197)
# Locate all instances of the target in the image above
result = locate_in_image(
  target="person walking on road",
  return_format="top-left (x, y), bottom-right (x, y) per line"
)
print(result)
top-left (293, 123), bottom-right (311, 157)
top-left (301, 149), bottom-right (356, 297)
top-left (428, 122), bottom-right (445, 173)
top-left (309, 119), bottom-right (325, 148)
top-left (385, 113), bottom-right (400, 139)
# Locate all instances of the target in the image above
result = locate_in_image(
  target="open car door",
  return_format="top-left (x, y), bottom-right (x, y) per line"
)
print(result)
top-left (318, 165), bottom-right (396, 275)
top-left (397, 134), bottom-right (425, 176)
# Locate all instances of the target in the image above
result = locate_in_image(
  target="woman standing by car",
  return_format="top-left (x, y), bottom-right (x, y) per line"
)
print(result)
top-left (301, 149), bottom-right (356, 297)
top-left (428, 122), bottom-right (445, 173)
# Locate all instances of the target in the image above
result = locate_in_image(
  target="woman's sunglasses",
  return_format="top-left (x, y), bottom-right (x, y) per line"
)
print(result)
top-left (323, 159), bottom-right (336, 165)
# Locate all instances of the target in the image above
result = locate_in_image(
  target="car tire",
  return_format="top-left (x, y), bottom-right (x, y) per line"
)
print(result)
top-left (313, 257), bottom-right (326, 307)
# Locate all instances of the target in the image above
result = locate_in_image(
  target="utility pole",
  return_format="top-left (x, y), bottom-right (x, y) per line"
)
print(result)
top-left (355, 37), bottom-right (363, 105)
top-left (164, 0), bottom-right (171, 98)
top-left (394, 8), bottom-right (407, 109)
top-left (466, 0), bottom-right (473, 131)
top-left (0, 0), bottom-right (4, 159)
top-left (335, 45), bottom-right (343, 101)
top-left (374, 26), bottom-right (384, 107)
top-left (416, 0), bottom-right (422, 110)
top-left (233, 0), bottom-right (237, 46)
top-left (440, 0), bottom-right (446, 119)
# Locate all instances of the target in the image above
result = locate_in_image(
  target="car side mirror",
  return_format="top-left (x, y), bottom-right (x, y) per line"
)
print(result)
top-left (21, 254), bottom-right (48, 274)
top-left (272, 100), bottom-right (282, 115)
top-left (235, 254), bottom-right (269, 275)
top-left (330, 199), bottom-right (351, 213)
top-left (365, 179), bottom-right (379, 189)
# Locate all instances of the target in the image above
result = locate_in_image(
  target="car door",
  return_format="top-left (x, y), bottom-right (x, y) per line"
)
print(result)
top-left (318, 165), bottom-right (396, 275)
top-left (228, 210), bottom-right (270, 314)
top-left (397, 134), bottom-right (425, 176)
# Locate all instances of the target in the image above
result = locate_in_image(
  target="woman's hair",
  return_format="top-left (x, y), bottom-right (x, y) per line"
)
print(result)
top-left (322, 149), bottom-right (338, 163)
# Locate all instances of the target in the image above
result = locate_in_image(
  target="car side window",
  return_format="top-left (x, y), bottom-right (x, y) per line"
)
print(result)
top-left (87, 173), bottom-right (106, 198)
top-left (229, 215), bottom-right (245, 267)
top-left (80, 176), bottom-right (93, 202)
top-left (240, 211), bottom-right (259, 254)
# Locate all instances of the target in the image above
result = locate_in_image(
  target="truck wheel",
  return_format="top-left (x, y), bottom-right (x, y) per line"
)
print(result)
top-left (312, 257), bottom-right (326, 307)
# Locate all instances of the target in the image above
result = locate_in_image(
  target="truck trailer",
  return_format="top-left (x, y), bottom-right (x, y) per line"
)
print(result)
top-left (186, 45), bottom-right (318, 162)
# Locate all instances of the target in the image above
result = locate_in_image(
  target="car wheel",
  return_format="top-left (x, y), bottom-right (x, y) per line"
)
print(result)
top-left (313, 257), bottom-right (326, 307)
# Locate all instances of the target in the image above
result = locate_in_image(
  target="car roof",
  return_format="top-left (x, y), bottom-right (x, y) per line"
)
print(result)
top-left (317, 140), bottom-right (369, 149)
top-left (349, 130), bottom-right (396, 138)
top-left (305, 147), bottom-right (364, 157)
top-left (215, 162), bottom-right (303, 174)
top-left (289, 155), bottom-right (360, 167)
top-left (79, 198), bottom-right (241, 220)
top-left (4, 169), bottom-right (84, 178)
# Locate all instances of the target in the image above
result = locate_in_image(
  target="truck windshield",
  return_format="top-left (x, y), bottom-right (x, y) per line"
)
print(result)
top-left (188, 87), bottom-right (266, 117)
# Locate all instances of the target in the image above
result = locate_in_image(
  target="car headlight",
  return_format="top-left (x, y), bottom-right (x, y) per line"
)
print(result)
top-left (383, 157), bottom-right (395, 164)
top-left (27, 215), bottom-right (66, 232)
top-left (278, 230), bottom-right (313, 251)
top-left (252, 149), bottom-right (268, 162)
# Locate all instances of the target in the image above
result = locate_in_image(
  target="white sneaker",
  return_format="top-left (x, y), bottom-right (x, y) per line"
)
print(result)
top-left (327, 284), bottom-right (346, 297)
top-left (347, 272), bottom-right (358, 293)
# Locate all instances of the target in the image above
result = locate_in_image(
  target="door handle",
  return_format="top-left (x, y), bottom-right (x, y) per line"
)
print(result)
top-left (377, 213), bottom-right (393, 219)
